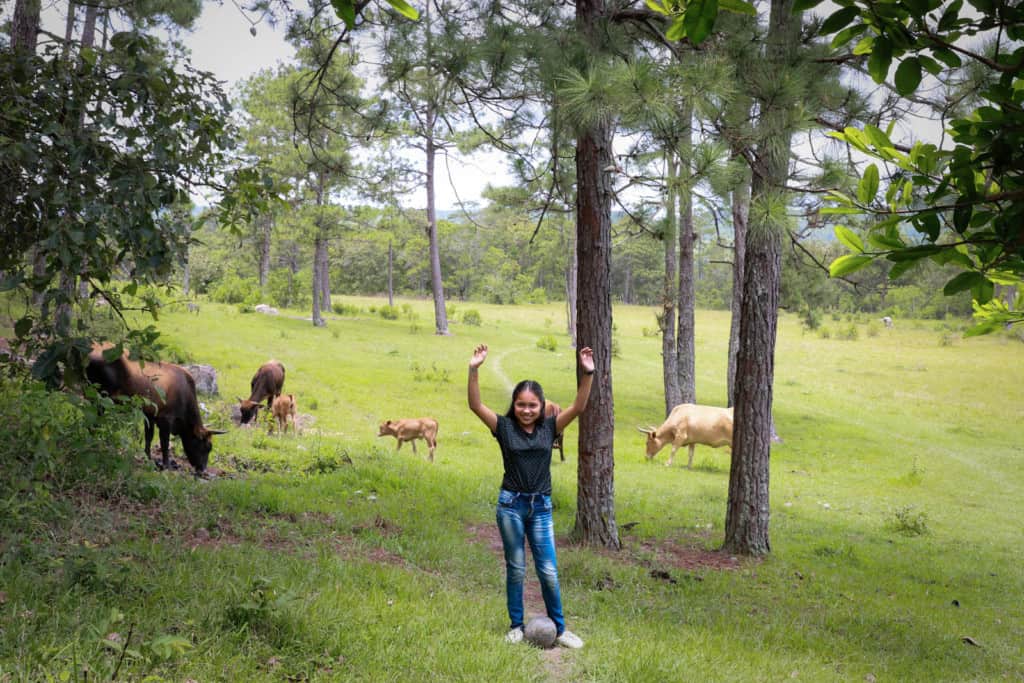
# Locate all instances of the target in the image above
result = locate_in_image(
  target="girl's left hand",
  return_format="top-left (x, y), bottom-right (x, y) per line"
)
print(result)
top-left (579, 346), bottom-right (595, 374)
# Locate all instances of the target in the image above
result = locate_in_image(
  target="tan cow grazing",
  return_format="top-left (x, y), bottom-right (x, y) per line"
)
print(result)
top-left (545, 401), bottom-right (565, 461)
top-left (271, 394), bottom-right (297, 435)
top-left (377, 418), bottom-right (439, 462)
top-left (639, 403), bottom-right (734, 468)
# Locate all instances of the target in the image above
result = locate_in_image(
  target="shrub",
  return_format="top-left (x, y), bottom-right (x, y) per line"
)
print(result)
top-left (211, 274), bottom-right (258, 305)
top-left (536, 335), bottom-right (557, 352)
top-left (818, 327), bottom-right (832, 339)
top-left (379, 305), bottom-right (399, 320)
top-left (838, 324), bottom-right (859, 341)
top-left (462, 309), bottom-right (482, 326)
top-left (885, 505), bottom-right (930, 536)
top-left (800, 307), bottom-right (822, 331)
top-left (866, 321), bottom-right (881, 337)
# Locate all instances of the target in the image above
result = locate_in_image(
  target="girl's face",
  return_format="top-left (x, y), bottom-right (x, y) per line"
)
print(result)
top-left (513, 390), bottom-right (543, 429)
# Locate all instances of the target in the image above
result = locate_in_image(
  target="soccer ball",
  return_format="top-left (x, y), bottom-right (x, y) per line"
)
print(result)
top-left (524, 616), bottom-right (557, 648)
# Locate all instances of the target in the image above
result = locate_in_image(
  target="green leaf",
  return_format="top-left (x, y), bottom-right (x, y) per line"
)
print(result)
top-left (820, 6), bottom-right (860, 35)
top-left (886, 245), bottom-right (943, 261)
top-left (330, 0), bottom-right (357, 28)
top-left (943, 271), bottom-right (985, 295)
top-left (894, 57), bottom-right (923, 95)
top-left (791, 0), bottom-right (824, 11)
top-left (15, 316), bottom-right (33, 338)
top-left (666, 16), bottom-right (687, 41)
top-left (645, 0), bottom-right (670, 14)
top-left (684, 0), bottom-right (719, 45)
top-left (384, 0), bottom-right (420, 20)
top-left (835, 225), bottom-right (865, 253)
top-left (830, 254), bottom-right (874, 277)
top-left (888, 258), bottom-right (919, 280)
top-left (953, 203), bottom-right (972, 233)
top-left (858, 164), bottom-right (880, 204)
top-left (932, 47), bottom-right (962, 68)
top-left (853, 36), bottom-right (874, 55)
top-left (718, 0), bottom-right (757, 14)
top-left (868, 37), bottom-right (893, 83)
top-left (868, 232), bottom-right (905, 250)
top-left (863, 124), bottom-right (893, 150)
top-left (972, 278), bottom-right (994, 304)
top-left (820, 206), bottom-right (864, 215)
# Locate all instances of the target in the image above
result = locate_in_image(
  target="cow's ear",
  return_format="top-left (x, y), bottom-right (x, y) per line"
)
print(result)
top-left (206, 428), bottom-right (228, 436)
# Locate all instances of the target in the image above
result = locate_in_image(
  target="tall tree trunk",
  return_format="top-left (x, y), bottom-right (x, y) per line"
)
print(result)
top-left (727, 169), bottom-right (750, 407)
top-left (387, 239), bottom-right (394, 307)
top-left (565, 226), bottom-right (578, 346)
top-left (425, 130), bottom-right (449, 335)
top-left (183, 256), bottom-right (191, 297)
top-left (675, 103), bottom-right (696, 404)
top-left (11, 0), bottom-right (41, 52)
top-left (311, 175), bottom-right (327, 327)
top-left (258, 213), bottom-right (272, 291)
top-left (723, 0), bottom-right (799, 556)
top-left (319, 242), bottom-right (331, 311)
top-left (571, 0), bottom-right (619, 549)
top-left (662, 153), bottom-right (681, 415)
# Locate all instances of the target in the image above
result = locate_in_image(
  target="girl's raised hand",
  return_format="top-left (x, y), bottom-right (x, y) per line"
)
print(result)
top-left (579, 346), bottom-right (595, 374)
top-left (470, 344), bottom-right (489, 369)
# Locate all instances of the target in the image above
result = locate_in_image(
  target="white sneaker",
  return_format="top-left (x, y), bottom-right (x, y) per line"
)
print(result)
top-left (556, 630), bottom-right (584, 649)
top-left (505, 628), bottom-right (524, 644)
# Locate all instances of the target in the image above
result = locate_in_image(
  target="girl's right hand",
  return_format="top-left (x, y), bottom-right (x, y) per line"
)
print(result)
top-left (470, 344), bottom-right (488, 368)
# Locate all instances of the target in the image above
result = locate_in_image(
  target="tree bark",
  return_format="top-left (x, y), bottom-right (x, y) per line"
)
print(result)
top-left (571, 0), bottom-right (619, 547)
top-left (11, 0), bottom-right (41, 53)
top-left (723, 0), bottom-right (799, 556)
top-left (662, 153), bottom-right (681, 415)
top-left (258, 213), bottom-right (272, 291)
top-left (675, 102), bottom-right (696, 404)
top-left (319, 241), bottom-right (331, 311)
top-left (565, 226), bottom-right (578, 347)
top-left (425, 128), bottom-right (449, 335)
top-left (387, 239), bottom-right (394, 307)
top-left (727, 170), bottom-right (750, 407)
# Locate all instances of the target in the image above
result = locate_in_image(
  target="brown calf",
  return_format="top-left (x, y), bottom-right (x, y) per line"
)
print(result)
top-left (271, 393), bottom-right (297, 435)
top-left (377, 418), bottom-right (439, 462)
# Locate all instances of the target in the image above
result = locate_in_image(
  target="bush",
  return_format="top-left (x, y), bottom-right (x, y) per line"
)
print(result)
top-left (211, 274), bottom-right (259, 305)
top-left (885, 505), bottom-right (930, 536)
top-left (379, 305), bottom-right (399, 320)
top-left (838, 324), bottom-right (859, 341)
top-left (800, 307), bottom-right (822, 331)
top-left (332, 302), bottom-right (361, 316)
top-left (462, 309), bottom-right (482, 326)
top-left (536, 335), bottom-right (557, 352)
top-left (818, 327), bottom-right (832, 339)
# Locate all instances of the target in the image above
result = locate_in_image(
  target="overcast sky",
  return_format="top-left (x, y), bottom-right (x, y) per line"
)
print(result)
top-left (180, 3), bottom-right (508, 212)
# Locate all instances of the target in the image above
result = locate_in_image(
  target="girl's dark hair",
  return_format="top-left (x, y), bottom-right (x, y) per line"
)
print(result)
top-left (505, 380), bottom-right (545, 419)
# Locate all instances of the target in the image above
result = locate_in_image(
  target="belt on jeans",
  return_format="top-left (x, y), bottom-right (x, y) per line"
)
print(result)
top-left (504, 490), bottom-right (546, 505)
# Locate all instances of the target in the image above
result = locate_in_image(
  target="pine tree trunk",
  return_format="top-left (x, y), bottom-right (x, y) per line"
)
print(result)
top-left (387, 240), bottom-right (394, 307)
top-left (319, 243), bottom-right (331, 311)
top-left (662, 153), bottom-right (681, 416)
top-left (675, 103), bottom-right (696, 404)
top-left (565, 227), bottom-right (578, 347)
top-left (723, 0), bottom-right (799, 556)
top-left (312, 235), bottom-right (326, 326)
top-left (425, 130), bottom-right (449, 335)
top-left (570, 19), bottom-right (619, 547)
top-left (727, 171), bottom-right (750, 407)
top-left (258, 213), bottom-right (272, 291)
top-left (11, 0), bottom-right (41, 52)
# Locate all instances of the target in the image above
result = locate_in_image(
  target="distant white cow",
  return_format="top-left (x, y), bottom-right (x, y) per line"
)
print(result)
top-left (639, 404), bottom-right (734, 468)
top-left (881, 316), bottom-right (893, 328)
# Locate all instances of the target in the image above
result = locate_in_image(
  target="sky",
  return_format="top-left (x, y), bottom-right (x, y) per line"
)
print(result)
top-left (180, 2), bottom-right (510, 212)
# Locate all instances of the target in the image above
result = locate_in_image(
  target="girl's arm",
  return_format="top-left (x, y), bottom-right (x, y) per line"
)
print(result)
top-left (556, 347), bottom-right (594, 434)
top-left (468, 343), bottom-right (498, 432)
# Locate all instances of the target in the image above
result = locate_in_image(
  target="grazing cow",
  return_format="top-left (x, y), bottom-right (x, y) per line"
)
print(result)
top-left (86, 343), bottom-right (225, 473)
top-left (377, 418), bottom-right (439, 462)
top-left (638, 403), bottom-right (734, 469)
top-left (271, 393), bottom-right (297, 435)
top-left (545, 401), bottom-right (565, 461)
top-left (238, 360), bottom-right (286, 425)
top-left (881, 315), bottom-right (894, 328)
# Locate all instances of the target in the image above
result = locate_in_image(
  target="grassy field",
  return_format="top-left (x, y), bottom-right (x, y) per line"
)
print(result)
top-left (2, 297), bottom-right (1022, 681)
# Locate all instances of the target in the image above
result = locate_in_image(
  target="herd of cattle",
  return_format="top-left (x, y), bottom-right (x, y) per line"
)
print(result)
top-left (85, 343), bottom-right (736, 476)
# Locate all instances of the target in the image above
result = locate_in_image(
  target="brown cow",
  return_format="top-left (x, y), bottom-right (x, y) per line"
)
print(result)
top-left (377, 418), bottom-right (439, 462)
top-left (86, 343), bottom-right (225, 473)
top-left (238, 360), bottom-right (286, 425)
top-left (545, 401), bottom-right (565, 461)
top-left (271, 393), bottom-right (297, 435)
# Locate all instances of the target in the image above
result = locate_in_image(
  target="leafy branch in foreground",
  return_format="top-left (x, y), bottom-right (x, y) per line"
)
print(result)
top-left (808, 0), bottom-right (1024, 334)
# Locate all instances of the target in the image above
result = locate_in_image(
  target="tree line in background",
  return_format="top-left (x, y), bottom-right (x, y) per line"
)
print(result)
top-left (2, 0), bottom-right (1019, 557)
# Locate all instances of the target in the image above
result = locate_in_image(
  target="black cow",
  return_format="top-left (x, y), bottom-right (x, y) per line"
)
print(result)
top-left (238, 360), bottom-right (286, 424)
top-left (87, 344), bottom-right (225, 473)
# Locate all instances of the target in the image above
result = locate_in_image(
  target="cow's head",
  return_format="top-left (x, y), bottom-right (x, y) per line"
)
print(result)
top-left (637, 426), bottom-right (664, 459)
top-left (184, 427), bottom-right (227, 473)
top-left (238, 398), bottom-right (262, 424)
top-left (377, 420), bottom-right (396, 437)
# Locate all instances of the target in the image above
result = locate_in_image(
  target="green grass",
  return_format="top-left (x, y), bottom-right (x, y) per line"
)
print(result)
top-left (2, 298), bottom-right (1022, 681)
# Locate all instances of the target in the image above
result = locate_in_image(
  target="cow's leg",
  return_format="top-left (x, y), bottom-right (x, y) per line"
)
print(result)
top-left (395, 440), bottom-right (402, 452)
top-left (686, 444), bottom-right (696, 469)
top-left (143, 418), bottom-right (155, 460)
top-left (666, 446), bottom-right (678, 467)
top-left (427, 437), bottom-right (435, 463)
top-left (410, 439), bottom-right (417, 454)
top-left (158, 426), bottom-right (173, 470)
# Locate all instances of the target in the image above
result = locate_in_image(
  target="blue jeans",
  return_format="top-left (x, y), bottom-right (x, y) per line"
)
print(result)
top-left (496, 489), bottom-right (565, 635)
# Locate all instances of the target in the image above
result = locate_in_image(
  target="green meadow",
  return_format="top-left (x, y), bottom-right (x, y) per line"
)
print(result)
top-left (2, 298), bottom-right (1022, 682)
